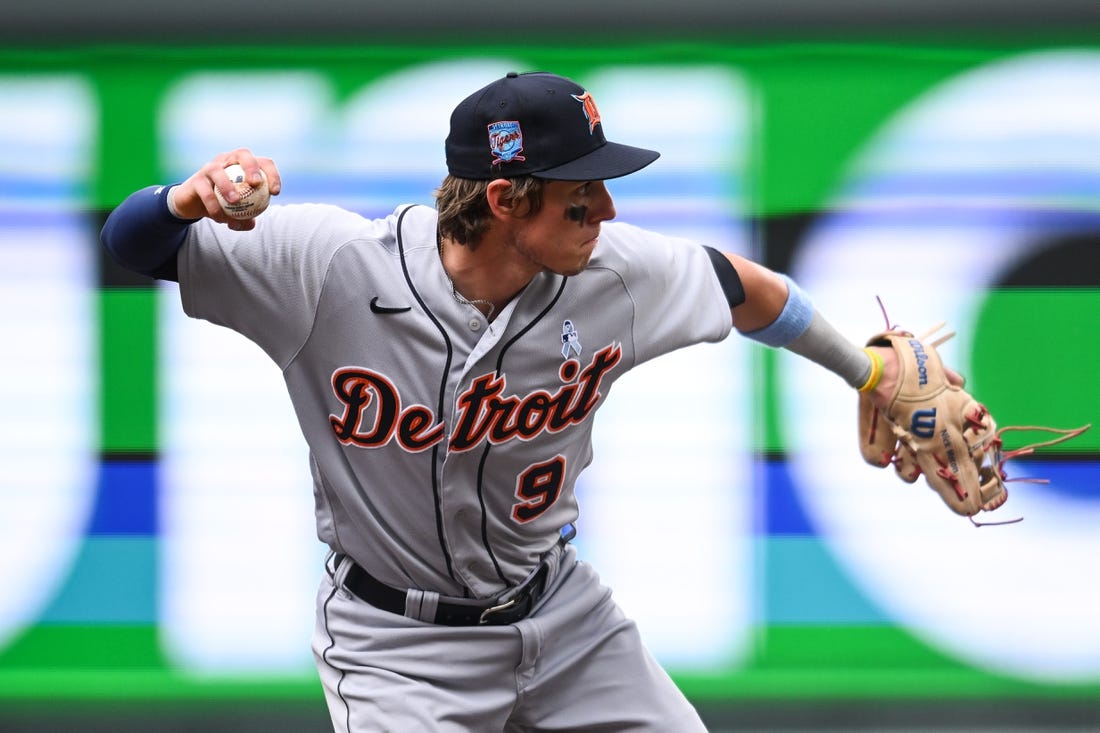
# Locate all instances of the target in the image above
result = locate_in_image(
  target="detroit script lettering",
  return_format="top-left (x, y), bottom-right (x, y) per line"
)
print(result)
top-left (329, 343), bottom-right (623, 453)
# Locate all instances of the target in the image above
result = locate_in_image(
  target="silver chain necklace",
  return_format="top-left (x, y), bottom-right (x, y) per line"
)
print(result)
top-left (438, 233), bottom-right (495, 319)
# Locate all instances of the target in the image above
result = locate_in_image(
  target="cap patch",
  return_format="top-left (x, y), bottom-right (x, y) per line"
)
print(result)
top-left (488, 120), bottom-right (526, 167)
top-left (571, 92), bottom-right (601, 134)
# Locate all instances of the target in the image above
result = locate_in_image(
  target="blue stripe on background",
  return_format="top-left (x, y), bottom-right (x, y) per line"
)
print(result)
top-left (849, 170), bottom-right (1100, 198)
top-left (760, 458), bottom-right (815, 536)
top-left (818, 207), bottom-right (1100, 232)
top-left (0, 177), bottom-right (90, 199)
top-left (39, 537), bottom-right (157, 624)
top-left (762, 536), bottom-right (888, 625)
top-left (1005, 459), bottom-right (1099, 501)
top-left (279, 172), bottom-right (742, 204)
top-left (87, 460), bottom-right (158, 536)
top-left (758, 454), bottom-right (901, 624)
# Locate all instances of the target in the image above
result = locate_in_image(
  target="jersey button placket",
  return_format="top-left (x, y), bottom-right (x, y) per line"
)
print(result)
top-left (437, 456), bottom-right (488, 593)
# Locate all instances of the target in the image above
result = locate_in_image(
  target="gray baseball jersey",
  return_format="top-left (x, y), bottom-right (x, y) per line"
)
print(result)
top-left (177, 202), bottom-right (732, 599)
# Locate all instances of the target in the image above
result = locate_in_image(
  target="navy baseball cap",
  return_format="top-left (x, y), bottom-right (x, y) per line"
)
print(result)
top-left (445, 71), bottom-right (660, 181)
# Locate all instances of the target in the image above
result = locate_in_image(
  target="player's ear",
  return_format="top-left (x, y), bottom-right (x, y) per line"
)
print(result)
top-left (486, 178), bottom-right (527, 220)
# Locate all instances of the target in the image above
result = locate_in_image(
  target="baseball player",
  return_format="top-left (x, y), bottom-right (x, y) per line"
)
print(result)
top-left (102, 71), bottom-right (902, 732)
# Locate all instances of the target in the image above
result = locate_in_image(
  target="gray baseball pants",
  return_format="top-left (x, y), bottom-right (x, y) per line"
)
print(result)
top-left (313, 545), bottom-right (708, 732)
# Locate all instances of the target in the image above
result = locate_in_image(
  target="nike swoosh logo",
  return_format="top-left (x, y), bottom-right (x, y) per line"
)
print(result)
top-left (370, 296), bottom-right (412, 314)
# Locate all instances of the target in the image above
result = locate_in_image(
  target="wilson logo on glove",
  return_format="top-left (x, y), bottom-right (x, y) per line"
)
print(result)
top-left (908, 339), bottom-right (930, 387)
top-left (909, 408), bottom-right (937, 439)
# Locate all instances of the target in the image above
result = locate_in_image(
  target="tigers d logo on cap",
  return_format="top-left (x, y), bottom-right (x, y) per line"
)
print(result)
top-left (570, 92), bottom-right (601, 135)
top-left (445, 71), bottom-right (660, 181)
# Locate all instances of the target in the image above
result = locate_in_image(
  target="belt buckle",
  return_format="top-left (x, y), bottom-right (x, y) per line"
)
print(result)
top-left (478, 596), bottom-right (520, 625)
top-left (478, 551), bottom-right (555, 625)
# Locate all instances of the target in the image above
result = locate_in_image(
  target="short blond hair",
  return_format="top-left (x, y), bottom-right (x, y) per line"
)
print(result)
top-left (434, 176), bottom-right (545, 248)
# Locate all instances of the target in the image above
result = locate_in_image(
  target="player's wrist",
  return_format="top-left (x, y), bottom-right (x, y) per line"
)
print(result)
top-left (864, 345), bottom-right (898, 411)
top-left (166, 185), bottom-right (186, 219)
top-left (857, 348), bottom-right (884, 393)
top-left (165, 182), bottom-right (205, 222)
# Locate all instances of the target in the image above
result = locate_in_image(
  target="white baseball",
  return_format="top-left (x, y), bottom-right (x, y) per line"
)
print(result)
top-left (214, 163), bottom-right (270, 220)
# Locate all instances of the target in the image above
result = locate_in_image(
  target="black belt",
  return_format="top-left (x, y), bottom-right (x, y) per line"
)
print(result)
top-left (333, 553), bottom-right (552, 627)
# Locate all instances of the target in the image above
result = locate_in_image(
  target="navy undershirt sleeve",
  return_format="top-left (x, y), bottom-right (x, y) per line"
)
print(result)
top-left (100, 184), bottom-right (196, 281)
top-left (702, 245), bottom-right (746, 309)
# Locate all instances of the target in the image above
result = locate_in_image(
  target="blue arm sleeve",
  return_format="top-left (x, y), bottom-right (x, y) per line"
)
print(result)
top-left (742, 274), bottom-right (814, 347)
top-left (100, 184), bottom-right (196, 281)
